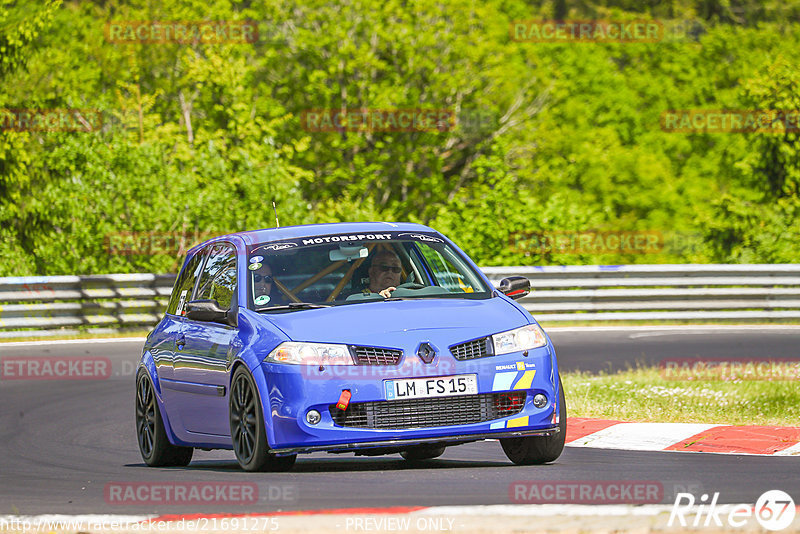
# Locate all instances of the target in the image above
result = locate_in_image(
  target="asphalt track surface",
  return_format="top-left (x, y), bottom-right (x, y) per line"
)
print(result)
top-left (1, 326), bottom-right (798, 516)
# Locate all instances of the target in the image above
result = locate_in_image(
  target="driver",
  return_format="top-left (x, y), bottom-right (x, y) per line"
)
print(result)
top-left (366, 250), bottom-right (403, 298)
top-left (252, 262), bottom-right (278, 306)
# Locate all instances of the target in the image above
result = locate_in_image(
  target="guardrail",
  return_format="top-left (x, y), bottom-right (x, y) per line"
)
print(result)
top-left (1, 265), bottom-right (799, 337)
top-left (482, 264), bottom-right (800, 322)
top-left (0, 274), bottom-right (174, 336)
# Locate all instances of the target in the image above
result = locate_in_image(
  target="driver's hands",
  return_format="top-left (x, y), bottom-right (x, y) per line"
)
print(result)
top-left (379, 287), bottom-right (396, 298)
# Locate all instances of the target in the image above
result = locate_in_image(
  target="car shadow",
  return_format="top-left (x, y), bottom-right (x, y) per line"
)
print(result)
top-left (176, 457), bottom-right (508, 473)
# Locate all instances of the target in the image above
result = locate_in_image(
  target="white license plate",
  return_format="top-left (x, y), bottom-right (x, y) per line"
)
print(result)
top-left (384, 374), bottom-right (478, 401)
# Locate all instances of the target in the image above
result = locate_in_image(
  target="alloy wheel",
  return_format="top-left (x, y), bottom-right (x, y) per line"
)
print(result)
top-left (230, 372), bottom-right (258, 464)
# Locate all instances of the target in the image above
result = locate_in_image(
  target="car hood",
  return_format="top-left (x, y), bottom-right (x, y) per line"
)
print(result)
top-left (260, 297), bottom-right (530, 346)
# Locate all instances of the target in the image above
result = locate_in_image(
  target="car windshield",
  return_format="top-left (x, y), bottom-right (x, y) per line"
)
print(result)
top-left (246, 231), bottom-right (491, 311)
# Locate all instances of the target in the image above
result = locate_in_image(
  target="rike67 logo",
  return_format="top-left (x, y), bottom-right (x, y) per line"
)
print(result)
top-left (669, 490), bottom-right (796, 531)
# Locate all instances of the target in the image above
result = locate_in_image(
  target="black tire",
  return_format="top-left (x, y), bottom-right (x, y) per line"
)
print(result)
top-left (500, 376), bottom-right (567, 465)
top-left (400, 445), bottom-right (446, 461)
top-left (229, 367), bottom-right (296, 472)
top-left (135, 369), bottom-right (193, 467)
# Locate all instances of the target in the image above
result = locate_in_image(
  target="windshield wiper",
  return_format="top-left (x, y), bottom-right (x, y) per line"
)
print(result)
top-left (256, 302), bottom-right (332, 312)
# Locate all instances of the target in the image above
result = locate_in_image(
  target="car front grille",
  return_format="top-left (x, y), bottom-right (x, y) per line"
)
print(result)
top-left (329, 392), bottom-right (526, 429)
top-left (450, 337), bottom-right (492, 360)
top-left (351, 346), bottom-right (403, 365)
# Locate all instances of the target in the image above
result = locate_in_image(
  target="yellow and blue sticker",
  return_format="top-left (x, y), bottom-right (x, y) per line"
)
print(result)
top-left (491, 361), bottom-right (536, 391)
top-left (489, 361), bottom-right (536, 430)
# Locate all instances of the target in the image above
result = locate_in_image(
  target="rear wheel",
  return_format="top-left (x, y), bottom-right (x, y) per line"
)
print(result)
top-left (501, 376), bottom-right (567, 465)
top-left (400, 445), bottom-right (446, 461)
top-left (229, 367), bottom-right (296, 472)
top-left (135, 369), bottom-right (193, 467)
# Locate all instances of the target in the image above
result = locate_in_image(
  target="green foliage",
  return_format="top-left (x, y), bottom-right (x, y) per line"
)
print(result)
top-left (702, 55), bottom-right (800, 262)
top-left (1, 0), bottom-right (800, 275)
top-left (0, 0), bottom-right (60, 77)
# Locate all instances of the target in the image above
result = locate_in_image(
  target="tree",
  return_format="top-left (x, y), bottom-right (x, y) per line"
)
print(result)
top-left (704, 55), bottom-right (800, 262)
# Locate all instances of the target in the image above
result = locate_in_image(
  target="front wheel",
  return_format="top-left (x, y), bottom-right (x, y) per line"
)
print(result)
top-left (229, 367), bottom-right (296, 472)
top-left (500, 376), bottom-right (567, 465)
top-left (135, 369), bottom-right (193, 467)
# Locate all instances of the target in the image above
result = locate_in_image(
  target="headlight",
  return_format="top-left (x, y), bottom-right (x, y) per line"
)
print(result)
top-left (265, 342), bottom-right (354, 365)
top-left (492, 324), bottom-right (547, 355)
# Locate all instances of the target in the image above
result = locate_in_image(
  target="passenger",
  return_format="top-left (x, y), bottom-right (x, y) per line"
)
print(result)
top-left (366, 250), bottom-right (403, 298)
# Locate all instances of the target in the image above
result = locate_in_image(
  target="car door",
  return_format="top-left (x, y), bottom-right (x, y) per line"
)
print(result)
top-left (156, 250), bottom-right (205, 430)
top-left (172, 242), bottom-right (238, 436)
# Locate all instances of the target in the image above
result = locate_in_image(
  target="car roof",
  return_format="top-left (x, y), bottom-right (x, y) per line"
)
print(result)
top-left (189, 222), bottom-right (439, 252)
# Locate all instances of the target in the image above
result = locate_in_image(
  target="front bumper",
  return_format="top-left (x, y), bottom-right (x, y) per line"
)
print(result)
top-left (260, 345), bottom-right (559, 451)
top-left (270, 426), bottom-right (560, 455)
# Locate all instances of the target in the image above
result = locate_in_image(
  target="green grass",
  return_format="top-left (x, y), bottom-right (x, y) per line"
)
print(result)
top-left (563, 367), bottom-right (800, 426)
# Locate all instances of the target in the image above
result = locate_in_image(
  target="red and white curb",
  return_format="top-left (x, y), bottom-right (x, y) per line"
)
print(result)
top-left (567, 418), bottom-right (800, 456)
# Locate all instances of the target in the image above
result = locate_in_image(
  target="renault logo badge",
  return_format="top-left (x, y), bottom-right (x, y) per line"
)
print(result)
top-left (417, 342), bottom-right (436, 364)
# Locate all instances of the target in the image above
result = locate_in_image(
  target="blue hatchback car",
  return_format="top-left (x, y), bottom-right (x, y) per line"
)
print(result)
top-left (136, 222), bottom-right (566, 471)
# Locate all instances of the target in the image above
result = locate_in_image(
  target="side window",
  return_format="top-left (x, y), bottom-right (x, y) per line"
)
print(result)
top-left (166, 252), bottom-right (204, 316)
top-left (195, 243), bottom-right (237, 310)
top-left (416, 243), bottom-right (476, 293)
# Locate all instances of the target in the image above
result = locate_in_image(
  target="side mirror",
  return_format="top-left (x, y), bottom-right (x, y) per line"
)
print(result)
top-left (497, 276), bottom-right (530, 300)
top-left (185, 299), bottom-right (236, 326)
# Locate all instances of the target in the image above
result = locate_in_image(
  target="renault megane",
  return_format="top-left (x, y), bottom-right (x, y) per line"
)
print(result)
top-left (135, 222), bottom-right (566, 471)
